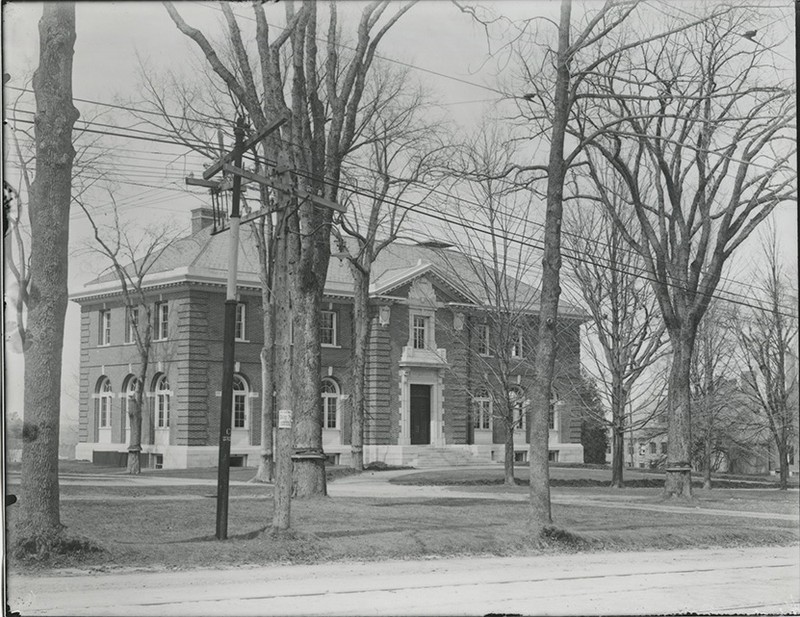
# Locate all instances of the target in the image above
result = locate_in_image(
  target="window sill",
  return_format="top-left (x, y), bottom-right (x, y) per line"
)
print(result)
top-left (321, 344), bottom-right (341, 349)
top-left (235, 338), bottom-right (250, 343)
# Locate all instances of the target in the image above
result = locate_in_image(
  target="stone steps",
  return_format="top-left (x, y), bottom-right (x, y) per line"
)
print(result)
top-left (408, 446), bottom-right (494, 468)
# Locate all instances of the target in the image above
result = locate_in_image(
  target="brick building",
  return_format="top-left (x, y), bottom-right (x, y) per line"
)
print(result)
top-left (73, 208), bottom-right (585, 468)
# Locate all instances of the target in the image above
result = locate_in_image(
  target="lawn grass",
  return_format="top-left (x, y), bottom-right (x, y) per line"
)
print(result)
top-left (6, 474), bottom-right (798, 574)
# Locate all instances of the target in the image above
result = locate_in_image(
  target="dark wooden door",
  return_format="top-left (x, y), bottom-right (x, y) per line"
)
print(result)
top-left (410, 384), bottom-right (431, 445)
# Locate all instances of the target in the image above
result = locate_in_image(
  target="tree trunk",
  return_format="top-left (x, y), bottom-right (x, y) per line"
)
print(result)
top-left (504, 421), bottom-right (516, 486)
top-left (20, 1), bottom-right (79, 544)
top-left (350, 269), bottom-right (371, 471)
top-left (255, 345), bottom-right (275, 483)
top-left (272, 231), bottom-right (293, 531)
top-left (702, 431), bottom-right (712, 490)
top-left (611, 425), bottom-right (625, 488)
top-left (664, 331), bottom-right (694, 499)
top-left (291, 274), bottom-right (327, 497)
top-left (528, 0), bottom-right (571, 536)
top-left (610, 376), bottom-right (625, 488)
top-left (127, 395), bottom-right (143, 475)
top-left (127, 359), bottom-right (147, 475)
top-left (777, 444), bottom-right (789, 491)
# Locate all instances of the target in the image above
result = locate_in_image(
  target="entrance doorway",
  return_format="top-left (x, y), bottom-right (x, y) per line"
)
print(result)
top-left (410, 384), bottom-right (431, 444)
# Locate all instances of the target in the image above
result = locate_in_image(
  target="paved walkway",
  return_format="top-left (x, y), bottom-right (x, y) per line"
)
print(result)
top-left (7, 466), bottom-right (798, 521)
top-left (328, 468), bottom-right (800, 522)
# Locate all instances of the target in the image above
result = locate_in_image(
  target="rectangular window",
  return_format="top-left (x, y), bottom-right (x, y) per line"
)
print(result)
top-left (324, 396), bottom-right (338, 429)
top-left (412, 315), bottom-right (428, 350)
top-left (548, 408), bottom-right (555, 430)
top-left (649, 442), bottom-right (657, 455)
top-left (125, 307), bottom-right (138, 344)
top-left (477, 324), bottom-right (490, 355)
top-left (96, 396), bottom-right (111, 428)
top-left (157, 394), bottom-right (170, 428)
top-left (155, 302), bottom-right (169, 340)
top-left (235, 303), bottom-right (246, 341)
top-left (511, 330), bottom-right (523, 358)
top-left (472, 399), bottom-right (491, 430)
top-left (320, 310), bottom-right (337, 346)
top-left (99, 310), bottom-right (111, 346)
top-left (661, 442), bottom-right (667, 455)
top-left (233, 393), bottom-right (247, 428)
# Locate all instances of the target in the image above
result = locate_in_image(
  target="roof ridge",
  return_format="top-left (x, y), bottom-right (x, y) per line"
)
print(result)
top-left (187, 228), bottom-right (216, 269)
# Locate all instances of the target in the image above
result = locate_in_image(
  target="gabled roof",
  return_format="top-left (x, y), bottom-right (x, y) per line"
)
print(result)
top-left (72, 215), bottom-right (586, 319)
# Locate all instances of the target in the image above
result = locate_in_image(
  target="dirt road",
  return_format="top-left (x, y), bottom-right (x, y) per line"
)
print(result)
top-left (9, 545), bottom-right (799, 615)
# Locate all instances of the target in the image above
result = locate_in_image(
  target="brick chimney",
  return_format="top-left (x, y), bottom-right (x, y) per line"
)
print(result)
top-left (191, 208), bottom-right (215, 234)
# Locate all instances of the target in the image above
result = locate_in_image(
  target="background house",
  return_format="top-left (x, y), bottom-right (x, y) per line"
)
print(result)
top-left (72, 208), bottom-right (586, 468)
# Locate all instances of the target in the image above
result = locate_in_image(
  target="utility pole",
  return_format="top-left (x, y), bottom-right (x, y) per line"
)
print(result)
top-left (185, 112), bottom-right (345, 538)
top-left (188, 114), bottom-right (286, 540)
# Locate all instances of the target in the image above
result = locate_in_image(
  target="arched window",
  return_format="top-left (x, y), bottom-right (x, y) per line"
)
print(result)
top-left (233, 374), bottom-right (249, 429)
top-left (472, 388), bottom-right (492, 430)
top-left (321, 378), bottom-right (339, 429)
top-left (509, 387), bottom-right (525, 431)
top-left (95, 377), bottom-right (113, 429)
top-left (549, 389), bottom-right (559, 430)
top-left (120, 376), bottom-right (140, 440)
top-left (153, 374), bottom-right (171, 429)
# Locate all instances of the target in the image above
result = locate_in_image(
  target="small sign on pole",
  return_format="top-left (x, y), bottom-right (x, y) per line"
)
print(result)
top-left (278, 409), bottom-right (293, 430)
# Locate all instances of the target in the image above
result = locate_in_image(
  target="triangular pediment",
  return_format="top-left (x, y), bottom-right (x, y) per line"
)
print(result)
top-left (370, 263), bottom-right (479, 306)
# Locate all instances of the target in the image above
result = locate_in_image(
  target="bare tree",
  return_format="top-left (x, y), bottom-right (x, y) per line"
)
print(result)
top-left (332, 70), bottom-right (449, 471)
top-left (689, 299), bottom-right (740, 489)
top-left (736, 229), bottom-right (798, 490)
top-left (163, 1), bottom-right (416, 528)
top-left (564, 193), bottom-right (668, 487)
top-left (19, 1), bottom-right (80, 548)
top-left (439, 123), bottom-right (542, 485)
top-left (580, 7), bottom-right (796, 498)
top-left (75, 194), bottom-right (180, 474)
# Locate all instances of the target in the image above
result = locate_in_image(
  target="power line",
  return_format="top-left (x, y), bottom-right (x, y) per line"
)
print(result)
top-left (6, 112), bottom-right (795, 318)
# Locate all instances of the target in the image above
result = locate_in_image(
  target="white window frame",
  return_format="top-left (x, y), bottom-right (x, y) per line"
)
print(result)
top-left (477, 323), bottom-right (491, 356)
top-left (154, 302), bottom-right (169, 341)
top-left (473, 389), bottom-right (492, 430)
top-left (549, 390), bottom-right (559, 430)
top-left (511, 329), bottom-right (523, 358)
top-left (321, 378), bottom-right (339, 429)
top-left (232, 374), bottom-right (249, 429)
top-left (510, 388), bottom-right (525, 431)
top-left (125, 307), bottom-right (138, 344)
top-left (121, 376), bottom-right (139, 441)
top-left (99, 310), bottom-right (111, 346)
top-left (235, 303), bottom-right (247, 341)
top-left (412, 314), bottom-right (429, 350)
top-left (96, 378), bottom-right (113, 428)
top-left (154, 375), bottom-right (171, 429)
top-left (320, 310), bottom-right (338, 347)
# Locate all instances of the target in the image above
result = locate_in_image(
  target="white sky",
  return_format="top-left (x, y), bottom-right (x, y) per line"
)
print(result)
top-left (3, 1), bottom-right (797, 425)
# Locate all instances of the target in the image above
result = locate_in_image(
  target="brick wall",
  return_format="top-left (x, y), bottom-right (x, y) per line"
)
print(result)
top-left (366, 312), bottom-right (393, 444)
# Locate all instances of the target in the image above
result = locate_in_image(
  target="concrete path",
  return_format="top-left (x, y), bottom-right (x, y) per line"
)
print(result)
top-left (8, 545), bottom-right (799, 615)
top-left (328, 468), bottom-right (800, 522)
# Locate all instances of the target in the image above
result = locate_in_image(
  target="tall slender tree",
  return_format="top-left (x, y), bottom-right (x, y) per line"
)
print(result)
top-left (736, 229), bottom-right (798, 490)
top-left (333, 70), bottom-right (449, 470)
top-left (19, 1), bottom-right (80, 546)
top-left (76, 195), bottom-right (180, 474)
top-left (564, 191), bottom-right (668, 487)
